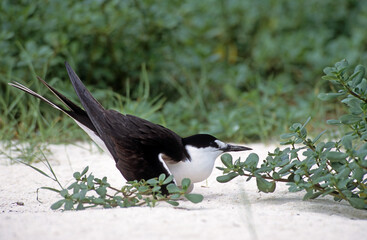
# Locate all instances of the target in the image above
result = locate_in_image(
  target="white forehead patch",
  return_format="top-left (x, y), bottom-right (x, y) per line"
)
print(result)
top-left (215, 140), bottom-right (227, 148)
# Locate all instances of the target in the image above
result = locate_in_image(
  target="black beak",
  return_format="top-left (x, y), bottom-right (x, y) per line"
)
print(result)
top-left (221, 144), bottom-right (252, 152)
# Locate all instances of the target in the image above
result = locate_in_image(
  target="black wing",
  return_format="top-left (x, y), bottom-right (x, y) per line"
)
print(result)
top-left (65, 62), bottom-right (187, 181)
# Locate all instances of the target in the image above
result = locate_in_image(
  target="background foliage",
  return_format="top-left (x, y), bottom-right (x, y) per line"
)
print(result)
top-left (1, 0), bottom-right (367, 145)
top-left (217, 60), bottom-right (367, 210)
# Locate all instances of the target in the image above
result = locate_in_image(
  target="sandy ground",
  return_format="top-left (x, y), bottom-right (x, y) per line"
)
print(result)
top-left (0, 142), bottom-right (366, 240)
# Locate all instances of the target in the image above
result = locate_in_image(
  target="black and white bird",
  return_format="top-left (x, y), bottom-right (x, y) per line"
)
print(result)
top-left (9, 62), bottom-right (251, 192)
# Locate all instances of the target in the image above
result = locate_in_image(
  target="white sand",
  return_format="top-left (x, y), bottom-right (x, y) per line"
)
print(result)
top-left (0, 142), bottom-right (366, 240)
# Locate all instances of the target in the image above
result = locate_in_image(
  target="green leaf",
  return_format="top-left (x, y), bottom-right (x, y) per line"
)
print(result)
top-left (312, 130), bottom-right (327, 144)
top-left (170, 193), bottom-right (181, 200)
top-left (81, 166), bottom-right (89, 176)
top-left (353, 168), bottom-right (364, 182)
top-left (323, 66), bottom-right (335, 75)
top-left (167, 184), bottom-right (181, 194)
top-left (326, 151), bottom-right (348, 162)
top-left (163, 175), bottom-right (174, 185)
top-left (59, 189), bottom-right (68, 197)
top-left (335, 59), bottom-right (349, 73)
top-left (294, 174), bottom-right (301, 183)
top-left (73, 172), bottom-right (81, 180)
top-left (166, 200), bottom-right (179, 206)
top-left (341, 135), bottom-right (353, 149)
top-left (322, 75), bottom-right (338, 81)
top-left (138, 186), bottom-right (149, 192)
top-left (221, 154), bottom-right (233, 168)
top-left (51, 200), bottom-right (65, 210)
top-left (184, 193), bottom-right (204, 203)
top-left (96, 186), bottom-right (107, 197)
top-left (76, 203), bottom-right (85, 210)
top-left (93, 198), bottom-right (105, 204)
top-left (146, 178), bottom-right (159, 185)
top-left (339, 114), bottom-right (361, 124)
top-left (318, 93), bottom-right (344, 101)
top-left (303, 191), bottom-right (323, 200)
top-left (181, 178), bottom-right (191, 189)
top-left (256, 177), bottom-right (276, 193)
top-left (278, 162), bottom-right (296, 174)
top-left (301, 116), bottom-right (311, 130)
top-left (326, 119), bottom-right (341, 125)
top-left (348, 197), bottom-right (366, 209)
top-left (152, 186), bottom-right (161, 192)
top-left (341, 98), bottom-right (362, 114)
top-left (272, 172), bottom-right (280, 180)
top-left (244, 153), bottom-right (259, 168)
top-left (287, 182), bottom-right (301, 192)
top-left (87, 174), bottom-right (94, 188)
top-left (335, 168), bottom-right (351, 179)
top-left (216, 172), bottom-right (239, 183)
top-left (159, 174), bottom-right (166, 182)
top-left (351, 65), bottom-right (365, 86)
top-left (280, 133), bottom-right (296, 139)
top-left (64, 199), bottom-right (74, 210)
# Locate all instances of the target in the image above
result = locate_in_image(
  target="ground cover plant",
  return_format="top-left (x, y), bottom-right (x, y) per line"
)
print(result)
top-left (2, 0), bottom-right (367, 148)
top-left (19, 154), bottom-right (203, 210)
top-left (1, 1), bottom-right (367, 211)
top-left (217, 60), bottom-right (367, 210)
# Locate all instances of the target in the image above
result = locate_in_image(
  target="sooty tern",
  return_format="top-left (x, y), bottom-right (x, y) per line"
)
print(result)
top-left (9, 62), bottom-right (252, 192)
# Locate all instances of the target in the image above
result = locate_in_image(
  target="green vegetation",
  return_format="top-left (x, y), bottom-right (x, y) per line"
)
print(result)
top-left (217, 60), bottom-right (367, 210)
top-left (20, 154), bottom-right (202, 210)
top-left (2, 0), bottom-right (367, 149)
top-left (1, 1), bottom-right (367, 210)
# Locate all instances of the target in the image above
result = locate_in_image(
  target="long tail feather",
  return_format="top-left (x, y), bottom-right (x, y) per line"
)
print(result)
top-left (8, 81), bottom-right (67, 113)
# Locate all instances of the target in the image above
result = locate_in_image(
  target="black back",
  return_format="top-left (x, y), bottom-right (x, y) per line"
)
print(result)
top-left (103, 112), bottom-right (189, 180)
top-left (65, 62), bottom-right (188, 181)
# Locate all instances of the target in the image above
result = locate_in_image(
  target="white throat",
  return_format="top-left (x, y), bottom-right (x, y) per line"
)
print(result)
top-left (164, 145), bottom-right (223, 186)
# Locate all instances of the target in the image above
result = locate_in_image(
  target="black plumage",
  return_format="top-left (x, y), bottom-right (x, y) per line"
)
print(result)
top-left (10, 62), bottom-right (189, 183)
top-left (9, 62), bottom-right (252, 192)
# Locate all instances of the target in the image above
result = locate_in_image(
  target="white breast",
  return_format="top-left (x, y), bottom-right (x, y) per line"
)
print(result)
top-left (165, 146), bottom-right (222, 186)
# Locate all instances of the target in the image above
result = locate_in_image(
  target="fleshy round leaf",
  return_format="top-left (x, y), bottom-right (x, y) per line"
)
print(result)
top-left (73, 172), bottom-right (81, 180)
top-left (96, 186), bottom-right (107, 197)
top-left (81, 166), bottom-right (89, 176)
top-left (163, 175), bottom-right (174, 185)
top-left (146, 178), bottom-right (159, 185)
top-left (318, 92), bottom-right (344, 101)
top-left (256, 177), bottom-right (276, 193)
top-left (51, 200), bottom-right (65, 210)
top-left (348, 197), bottom-right (366, 209)
top-left (64, 199), bottom-right (74, 210)
top-left (159, 174), bottom-right (166, 182)
top-left (326, 151), bottom-right (348, 162)
top-left (166, 200), bottom-right (179, 206)
top-left (59, 189), bottom-right (68, 197)
top-left (216, 172), bottom-right (239, 183)
top-left (167, 184), bottom-right (181, 194)
top-left (181, 178), bottom-right (191, 189)
top-left (221, 154), bottom-right (233, 168)
top-left (244, 153), bottom-right (259, 168)
top-left (351, 65), bottom-right (365, 86)
top-left (184, 193), bottom-right (204, 203)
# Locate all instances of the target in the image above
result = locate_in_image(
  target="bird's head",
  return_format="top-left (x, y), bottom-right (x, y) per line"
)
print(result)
top-left (165, 134), bottom-right (252, 187)
top-left (182, 134), bottom-right (252, 162)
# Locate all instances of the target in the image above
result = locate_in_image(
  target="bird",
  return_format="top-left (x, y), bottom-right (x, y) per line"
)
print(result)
top-left (9, 62), bottom-right (252, 193)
